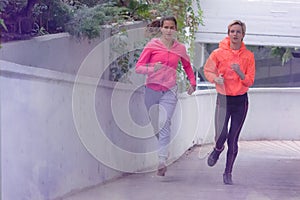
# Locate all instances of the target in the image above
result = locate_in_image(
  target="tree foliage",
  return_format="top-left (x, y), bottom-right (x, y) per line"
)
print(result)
top-left (0, 0), bottom-right (203, 42)
top-left (270, 47), bottom-right (300, 66)
top-left (0, 0), bottom-right (72, 41)
top-left (0, 0), bottom-right (154, 41)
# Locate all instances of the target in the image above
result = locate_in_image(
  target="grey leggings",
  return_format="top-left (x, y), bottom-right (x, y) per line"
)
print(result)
top-left (144, 86), bottom-right (178, 161)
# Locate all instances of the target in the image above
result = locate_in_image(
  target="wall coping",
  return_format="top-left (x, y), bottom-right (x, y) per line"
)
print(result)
top-left (2, 60), bottom-right (300, 98)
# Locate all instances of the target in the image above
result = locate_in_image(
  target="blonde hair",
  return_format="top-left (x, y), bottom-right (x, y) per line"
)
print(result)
top-left (227, 20), bottom-right (246, 35)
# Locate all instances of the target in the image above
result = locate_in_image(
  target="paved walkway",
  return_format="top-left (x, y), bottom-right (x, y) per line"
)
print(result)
top-left (63, 141), bottom-right (300, 200)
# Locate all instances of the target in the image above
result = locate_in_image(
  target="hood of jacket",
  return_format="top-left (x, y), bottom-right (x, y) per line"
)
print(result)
top-left (219, 36), bottom-right (247, 52)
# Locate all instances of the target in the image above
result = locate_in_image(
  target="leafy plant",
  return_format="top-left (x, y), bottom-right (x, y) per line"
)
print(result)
top-left (0, 18), bottom-right (7, 30)
top-left (122, 0), bottom-right (151, 20)
top-left (0, 18), bottom-right (7, 48)
top-left (0, 0), bottom-right (8, 48)
top-left (64, 0), bottom-right (111, 8)
top-left (271, 47), bottom-right (294, 66)
top-left (66, 5), bottom-right (104, 39)
top-left (65, 2), bottom-right (130, 40)
top-left (33, 0), bottom-right (72, 34)
top-left (0, 0), bottom-right (9, 12)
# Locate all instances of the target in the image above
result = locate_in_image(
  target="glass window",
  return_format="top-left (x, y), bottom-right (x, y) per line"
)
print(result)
top-left (197, 43), bottom-right (300, 89)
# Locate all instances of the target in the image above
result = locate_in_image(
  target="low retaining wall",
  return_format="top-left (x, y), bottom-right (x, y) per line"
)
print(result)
top-left (193, 88), bottom-right (300, 144)
top-left (2, 60), bottom-right (300, 200)
top-left (0, 60), bottom-right (200, 200)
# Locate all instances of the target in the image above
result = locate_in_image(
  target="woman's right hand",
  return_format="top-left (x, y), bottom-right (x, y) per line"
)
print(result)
top-left (214, 74), bottom-right (224, 84)
top-left (154, 62), bottom-right (163, 72)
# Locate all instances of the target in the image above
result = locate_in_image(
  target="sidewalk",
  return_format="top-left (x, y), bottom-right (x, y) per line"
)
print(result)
top-left (62, 141), bottom-right (300, 200)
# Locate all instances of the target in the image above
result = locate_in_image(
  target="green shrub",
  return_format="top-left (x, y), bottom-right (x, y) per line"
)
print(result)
top-left (66, 3), bottom-right (131, 40)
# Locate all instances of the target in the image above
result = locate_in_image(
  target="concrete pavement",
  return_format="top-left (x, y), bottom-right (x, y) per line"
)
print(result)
top-left (61, 141), bottom-right (300, 200)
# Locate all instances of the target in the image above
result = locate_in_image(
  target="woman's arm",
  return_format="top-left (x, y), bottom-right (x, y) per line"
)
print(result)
top-left (240, 53), bottom-right (255, 87)
top-left (204, 54), bottom-right (219, 83)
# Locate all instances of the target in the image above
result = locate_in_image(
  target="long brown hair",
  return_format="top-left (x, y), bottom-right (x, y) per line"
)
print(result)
top-left (145, 16), bottom-right (178, 38)
top-left (160, 16), bottom-right (177, 29)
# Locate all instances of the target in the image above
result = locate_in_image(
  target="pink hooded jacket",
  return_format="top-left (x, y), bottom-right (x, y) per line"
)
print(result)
top-left (204, 37), bottom-right (255, 96)
top-left (136, 38), bottom-right (196, 91)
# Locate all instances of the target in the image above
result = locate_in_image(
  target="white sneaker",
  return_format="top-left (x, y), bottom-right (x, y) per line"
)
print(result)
top-left (157, 163), bottom-right (167, 176)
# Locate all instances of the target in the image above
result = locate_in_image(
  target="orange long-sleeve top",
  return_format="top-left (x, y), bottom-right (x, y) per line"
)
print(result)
top-left (204, 37), bottom-right (255, 96)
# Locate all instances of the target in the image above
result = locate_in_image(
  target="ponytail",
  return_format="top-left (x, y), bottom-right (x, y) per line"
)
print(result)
top-left (145, 18), bottom-right (161, 38)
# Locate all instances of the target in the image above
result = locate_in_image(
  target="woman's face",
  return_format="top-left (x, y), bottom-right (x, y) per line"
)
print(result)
top-left (228, 24), bottom-right (244, 44)
top-left (160, 20), bottom-right (177, 40)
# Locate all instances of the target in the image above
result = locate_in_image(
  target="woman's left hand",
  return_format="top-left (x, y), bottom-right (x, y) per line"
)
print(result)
top-left (231, 63), bottom-right (245, 80)
top-left (231, 63), bottom-right (241, 72)
top-left (187, 85), bottom-right (196, 95)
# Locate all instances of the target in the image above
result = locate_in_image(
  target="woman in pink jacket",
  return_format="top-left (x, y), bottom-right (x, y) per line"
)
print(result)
top-left (136, 16), bottom-right (196, 176)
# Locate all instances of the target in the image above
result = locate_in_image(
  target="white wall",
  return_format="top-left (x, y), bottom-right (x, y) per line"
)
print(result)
top-left (0, 21), bottom-right (147, 75)
top-left (196, 0), bottom-right (300, 47)
top-left (2, 59), bottom-right (300, 200)
top-left (192, 88), bottom-right (300, 144)
top-left (0, 59), bottom-right (201, 200)
top-left (0, 61), bottom-right (122, 200)
top-left (242, 88), bottom-right (300, 140)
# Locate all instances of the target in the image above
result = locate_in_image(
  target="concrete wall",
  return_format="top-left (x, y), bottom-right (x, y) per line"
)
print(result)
top-left (193, 88), bottom-right (300, 144)
top-left (2, 59), bottom-right (300, 200)
top-left (0, 59), bottom-right (201, 200)
top-left (0, 32), bottom-right (107, 75)
top-left (2, 60), bottom-right (300, 200)
top-left (0, 21), bottom-right (147, 75)
top-left (242, 87), bottom-right (300, 140)
top-left (1, 61), bottom-right (123, 200)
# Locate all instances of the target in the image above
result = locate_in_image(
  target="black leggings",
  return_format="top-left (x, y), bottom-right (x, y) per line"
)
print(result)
top-left (214, 93), bottom-right (248, 173)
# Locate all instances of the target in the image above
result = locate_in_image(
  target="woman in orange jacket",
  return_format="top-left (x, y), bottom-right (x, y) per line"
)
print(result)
top-left (204, 20), bottom-right (255, 185)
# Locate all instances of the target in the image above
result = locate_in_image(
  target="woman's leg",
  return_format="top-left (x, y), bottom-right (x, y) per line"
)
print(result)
top-left (207, 94), bottom-right (230, 167)
top-left (224, 95), bottom-right (248, 182)
top-left (144, 86), bottom-right (177, 176)
top-left (144, 87), bottom-right (162, 137)
top-left (215, 103), bottom-right (230, 150)
top-left (157, 87), bottom-right (178, 162)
